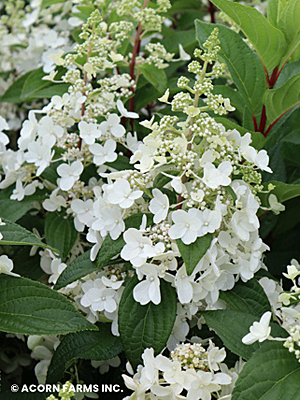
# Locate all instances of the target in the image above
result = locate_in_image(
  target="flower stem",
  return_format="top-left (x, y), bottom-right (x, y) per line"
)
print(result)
top-left (176, 59), bottom-right (209, 209)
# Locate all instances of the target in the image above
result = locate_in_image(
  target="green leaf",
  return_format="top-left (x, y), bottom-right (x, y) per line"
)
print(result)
top-left (210, 0), bottom-right (287, 71)
top-left (96, 213), bottom-right (152, 268)
top-left (264, 105), bottom-right (300, 149)
top-left (106, 154), bottom-right (134, 170)
top-left (219, 278), bottom-right (271, 317)
top-left (161, 28), bottom-right (197, 53)
top-left (169, 0), bottom-right (201, 14)
top-left (41, 0), bottom-right (64, 9)
top-left (0, 199), bottom-right (36, 222)
top-left (0, 190), bottom-right (47, 222)
top-left (0, 275), bottom-right (97, 335)
top-left (41, 161), bottom-right (60, 185)
top-left (47, 324), bottom-right (122, 383)
top-left (176, 234), bottom-right (213, 276)
top-left (195, 20), bottom-right (266, 115)
top-left (232, 341), bottom-right (300, 400)
top-left (135, 83), bottom-right (160, 110)
top-left (274, 60), bottom-right (300, 88)
top-left (265, 226), bottom-right (300, 277)
top-left (0, 218), bottom-right (57, 253)
top-left (29, 83), bottom-right (69, 99)
top-left (0, 68), bottom-right (68, 103)
top-left (137, 64), bottom-right (167, 94)
top-left (277, 0), bottom-right (300, 44)
top-left (203, 310), bottom-right (287, 360)
top-left (214, 117), bottom-right (266, 150)
top-left (45, 212), bottom-right (78, 261)
top-left (261, 143), bottom-right (286, 183)
top-left (54, 251), bottom-right (123, 290)
top-left (288, 31), bottom-right (300, 63)
top-left (54, 251), bottom-right (95, 290)
top-left (267, 0), bottom-right (287, 27)
top-left (119, 275), bottom-right (177, 370)
top-left (13, 247), bottom-right (44, 280)
top-left (272, 197), bottom-right (300, 236)
top-left (203, 310), bottom-right (260, 360)
top-left (224, 186), bottom-right (237, 204)
top-left (264, 72), bottom-right (300, 126)
top-left (260, 180), bottom-right (300, 207)
top-left (281, 129), bottom-right (300, 166)
top-left (153, 170), bottom-right (179, 189)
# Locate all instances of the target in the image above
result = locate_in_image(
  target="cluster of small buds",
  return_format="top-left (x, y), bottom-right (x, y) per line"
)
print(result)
top-left (125, 170), bottom-right (151, 190)
top-left (171, 343), bottom-right (209, 371)
top-left (147, 222), bottom-right (172, 248)
top-left (134, 9), bottom-right (164, 32)
top-left (62, 69), bottom-right (81, 84)
top-left (204, 93), bottom-right (234, 115)
top-left (171, 92), bottom-right (193, 112)
top-left (105, 265), bottom-right (134, 281)
top-left (201, 28), bottom-right (221, 63)
top-left (173, 150), bottom-right (197, 169)
top-left (284, 326), bottom-right (300, 361)
top-left (109, 21), bottom-right (134, 42)
top-left (177, 76), bottom-right (190, 88)
top-left (61, 147), bottom-right (83, 162)
top-left (116, 0), bottom-right (142, 16)
top-left (159, 115), bottom-right (179, 130)
top-left (86, 8), bottom-right (103, 25)
top-left (192, 113), bottom-right (222, 137)
top-left (240, 166), bottom-right (264, 194)
top-left (193, 78), bottom-right (213, 95)
top-left (188, 60), bottom-right (202, 75)
top-left (100, 73), bottom-right (134, 90)
top-left (156, 0), bottom-right (172, 13)
top-left (212, 62), bottom-right (226, 78)
top-left (1, 0), bottom-right (26, 28)
top-left (58, 133), bottom-right (80, 149)
top-left (66, 181), bottom-right (87, 199)
top-left (152, 136), bottom-right (181, 158)
top-left (143, 42), bottom-right (174, 69)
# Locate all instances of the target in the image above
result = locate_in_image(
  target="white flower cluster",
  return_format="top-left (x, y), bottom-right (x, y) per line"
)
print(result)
top-left (0, 27), bottom-right (282, 357)
top-left (242, 260), bottom-right (300, 363)
top-left (0, 6), bottom-right (284, 390)
top-left (27, 335), bottom-right (60, 384)
top-left (122, 342), bottom-right (242, 400)
top-left (277, 259), bottom-right (300, 361)
top-left (0, 0), bottom-right (75, 129)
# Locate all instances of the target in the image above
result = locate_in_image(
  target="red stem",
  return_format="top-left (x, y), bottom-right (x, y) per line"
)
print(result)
top-left (208, 1), bottom-right (217, 23)
top-left (255, 65), bottom-right (281, 135)
top-left (175, 194), bottom-right (184, 210)
top-left (269, 66), bottom-right (279, 89)
top-left (264, 106), bottom-right (296, 137)
top-left (275, 39), bottom-right (300, 84)
top-left (258, 105), bottom-right (267, 134)
top-left (252, 115), bottom-right (258, 131)
top-left (258, 210), bottom-right (268, 219)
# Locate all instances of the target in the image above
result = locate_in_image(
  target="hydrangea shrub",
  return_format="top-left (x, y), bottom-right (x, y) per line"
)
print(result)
top-left (1, 0), bottom-right (300, 399)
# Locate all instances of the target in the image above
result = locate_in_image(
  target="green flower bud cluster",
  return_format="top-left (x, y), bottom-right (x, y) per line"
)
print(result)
top-left (1, 0), bottom-right (26, 29)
